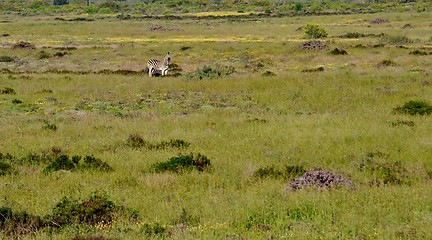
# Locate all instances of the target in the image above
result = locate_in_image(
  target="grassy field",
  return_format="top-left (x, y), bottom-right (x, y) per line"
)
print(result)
top-left (1, 11), bottom-right (432, 239)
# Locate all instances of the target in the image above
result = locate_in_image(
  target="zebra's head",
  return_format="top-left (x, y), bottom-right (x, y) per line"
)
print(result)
top-left (164, 52), bottom-right (171, 65)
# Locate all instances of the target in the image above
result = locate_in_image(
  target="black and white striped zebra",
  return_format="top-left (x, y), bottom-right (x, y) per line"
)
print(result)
top-left (147, 52), bottom-right (171, 77)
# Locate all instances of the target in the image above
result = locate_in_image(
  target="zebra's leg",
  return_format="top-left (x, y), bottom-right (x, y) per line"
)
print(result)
top-left (148, 68), bottom-right (153, 77)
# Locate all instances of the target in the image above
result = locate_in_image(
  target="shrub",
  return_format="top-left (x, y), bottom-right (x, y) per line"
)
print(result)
top-left (53, 0), bottom-right (68, 6)
top-left (140, 222), bottom-right (167, 237)
top-left (304, 24), bottom-right (328, 39)
top-left (330, 48), bottom-right (348, 55)
top-left (288, 170), bottom-right (354, 190)
top-left (0, 207), bottom-right (45, 236)
top-left (390, 120), bottom-right (415, 127)
top-left (150, 153), bottom-right (211, 173)
top-left (377, 59), bottom-right (397, 68)
top-left (11, 99), bottom-right (22, 104)
top-left (0, 55), bottom-right (14, 62)
top-left (359, 152), bottom-right (408, 185)
top-left (393, 100), bottom-right (432, 116)
top-left (302, 66), bottom-right (324, 72)
top-left (187, 65), bottom-right (235, 80)
top-left (126, 134), bottom-right (190, 150)
top-left (0, 161), bottom-right (14, 176)
top-left (126, 134), bottom-right (147, 149)
top-left (1, 87), bottom-right (16, 94)
top-left (42, 121), bottom-right (57, 131)
top-left (36, 50), bottom-right (51, 59)
top-left (409, 50), bottom-right (428, 56)
top-left (47, 192), bottom-right (135, 227)
top-left (379, 35), bottom-right (414, 45)
top-left (262, 70), bottom-right (276, 77)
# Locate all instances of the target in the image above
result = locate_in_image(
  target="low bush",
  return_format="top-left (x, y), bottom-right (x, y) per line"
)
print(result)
top-left (47, 192), bottom-right (137, 227)
top-left (409, 50), bottom-right (428, 56)
top-left (330, 48), bottom-right (348, 55)
top-left (379, 35), bottom-right (415, 45)
top-left (262, 70), bottom-right (276, 77)
top-left (359, 152), bottom-right (408, 185)
top-left (150, 153), bottom-right (211, 173)
top-left (36, 50), bottom-right (51, 59)
top-left (187, 65), bottom-right (235, 80)
top-left (303, 24), bottom-right (328, 39)
top-left (390, 120), bottom-right (415, 127)
top-left (42, 121), bottom-right (57, 131)
top-left (0, 87), bottom-right (16, 94)
top-left (393, 100), bottom-right (432, 116)
top-left (377, 59), bottom-right (397, 68)
top-left (302, 66), bottom-right (324, 72)
top-left (11, 99), bottom-right (22, 104)
top-left (0, 161), bottom-right (14, 176)
top-left (0, 207), bottom-right (45, 236)
top-left (0, 55), bottom-right (14, 62)
top-left (126, 134), bottom-right (190, 150)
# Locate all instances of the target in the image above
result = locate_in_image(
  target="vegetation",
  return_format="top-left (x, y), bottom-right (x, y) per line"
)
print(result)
top-left (0, 6), bottom-right (432, 239)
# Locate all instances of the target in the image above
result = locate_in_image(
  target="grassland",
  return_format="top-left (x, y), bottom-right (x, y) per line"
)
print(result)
top-left (1, 11), bottom-right (432, 239)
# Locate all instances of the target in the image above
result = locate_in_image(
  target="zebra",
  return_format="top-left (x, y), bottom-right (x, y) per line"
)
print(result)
top-left (147, 52), bottom-right (171, 77)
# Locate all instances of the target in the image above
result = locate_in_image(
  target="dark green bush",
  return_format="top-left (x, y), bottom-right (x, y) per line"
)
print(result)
top-left (126, 134), bottom-right (190, 150)
top-left (11, 99), bottom-right (22, 104)
top-left (187, 65), bottom-right (235, 80)
top-left (0, 161), bottom-right (14, 176)
top-left (53, 0), bottom-right (68, 6)
top-left (1, 87), bottom-right (16, 94)
top-left (409, 50), bottom-right (428, 56)
top-left (47, 192), bottom-right (134, 227)
top-left (330, 48), bottom-right (348, 55)
top-left (0, 55), bottom-right (14, 62)
top-left (393, 100), bottom-right (432, 116)
top-left (150, 153), bottom-right (211, 173)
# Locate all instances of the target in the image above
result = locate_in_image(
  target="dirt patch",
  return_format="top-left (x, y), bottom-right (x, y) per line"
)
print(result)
top-left (287, 170), bottom-right (354, 190)
top-left (300, 41), bottom-right (328, 50)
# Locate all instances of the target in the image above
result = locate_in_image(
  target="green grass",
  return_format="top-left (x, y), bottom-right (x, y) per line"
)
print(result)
top-left (0, 11), bottom-right (432, 239)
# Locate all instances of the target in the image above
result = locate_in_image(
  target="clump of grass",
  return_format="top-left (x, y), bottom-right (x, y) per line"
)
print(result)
top-left (43, 155), bottom-right (112, 174)
top-left (1, 87), bottom-right (16, 94)
top-left (187, 65), bottom-right (235, 80)
top-left (0, 207), bottom-right (45, 236)
top-left (302, 66), bottom-right (324, 72)
top-left (47, 192), bottom-right (137, 227)
top-left (42, 121), bottom-right (57, 131)
top-left (36, 50), bottom-right (51, 59)
top-left (150, 153), bottom-right (211, 173)
top-left (287, 204), bottom-right (318, 221)
top-left (0, 161), bottom-right (15, 176)
top-left (11, 99), bottom-right (22, 104)
top-left (379, 35), bottom-right (415, 45)
top-left (0, 55), bottom-right (14, 62)
top-left (390, 120), bottom-right (415, 127)
top-left (253, 165), bottom-right (306, 180)
top-left (377, 59), bottom-right (397, 68)
top-left (409, 50), bottom-right (428, 56)
top-left (72, 235), bottom-right (116, 240)
top-left (53, 51), bottom-right (69, 57)
top-left (126, 134), bottom-right (190, 150)
top-left (330, 48), bottom-right (348, 55)
top-left (140, 222), bottom-right (167, 237)
top-left (359, 151), bottom-right (408, 185)
top-left (262, 70), bottom-right (276, 77)
top-left (393, 100), bottom-right (432, 116)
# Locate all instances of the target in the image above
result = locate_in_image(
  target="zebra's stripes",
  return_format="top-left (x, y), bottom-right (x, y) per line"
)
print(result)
top-left (147, 52), bottom-right (171, 77)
